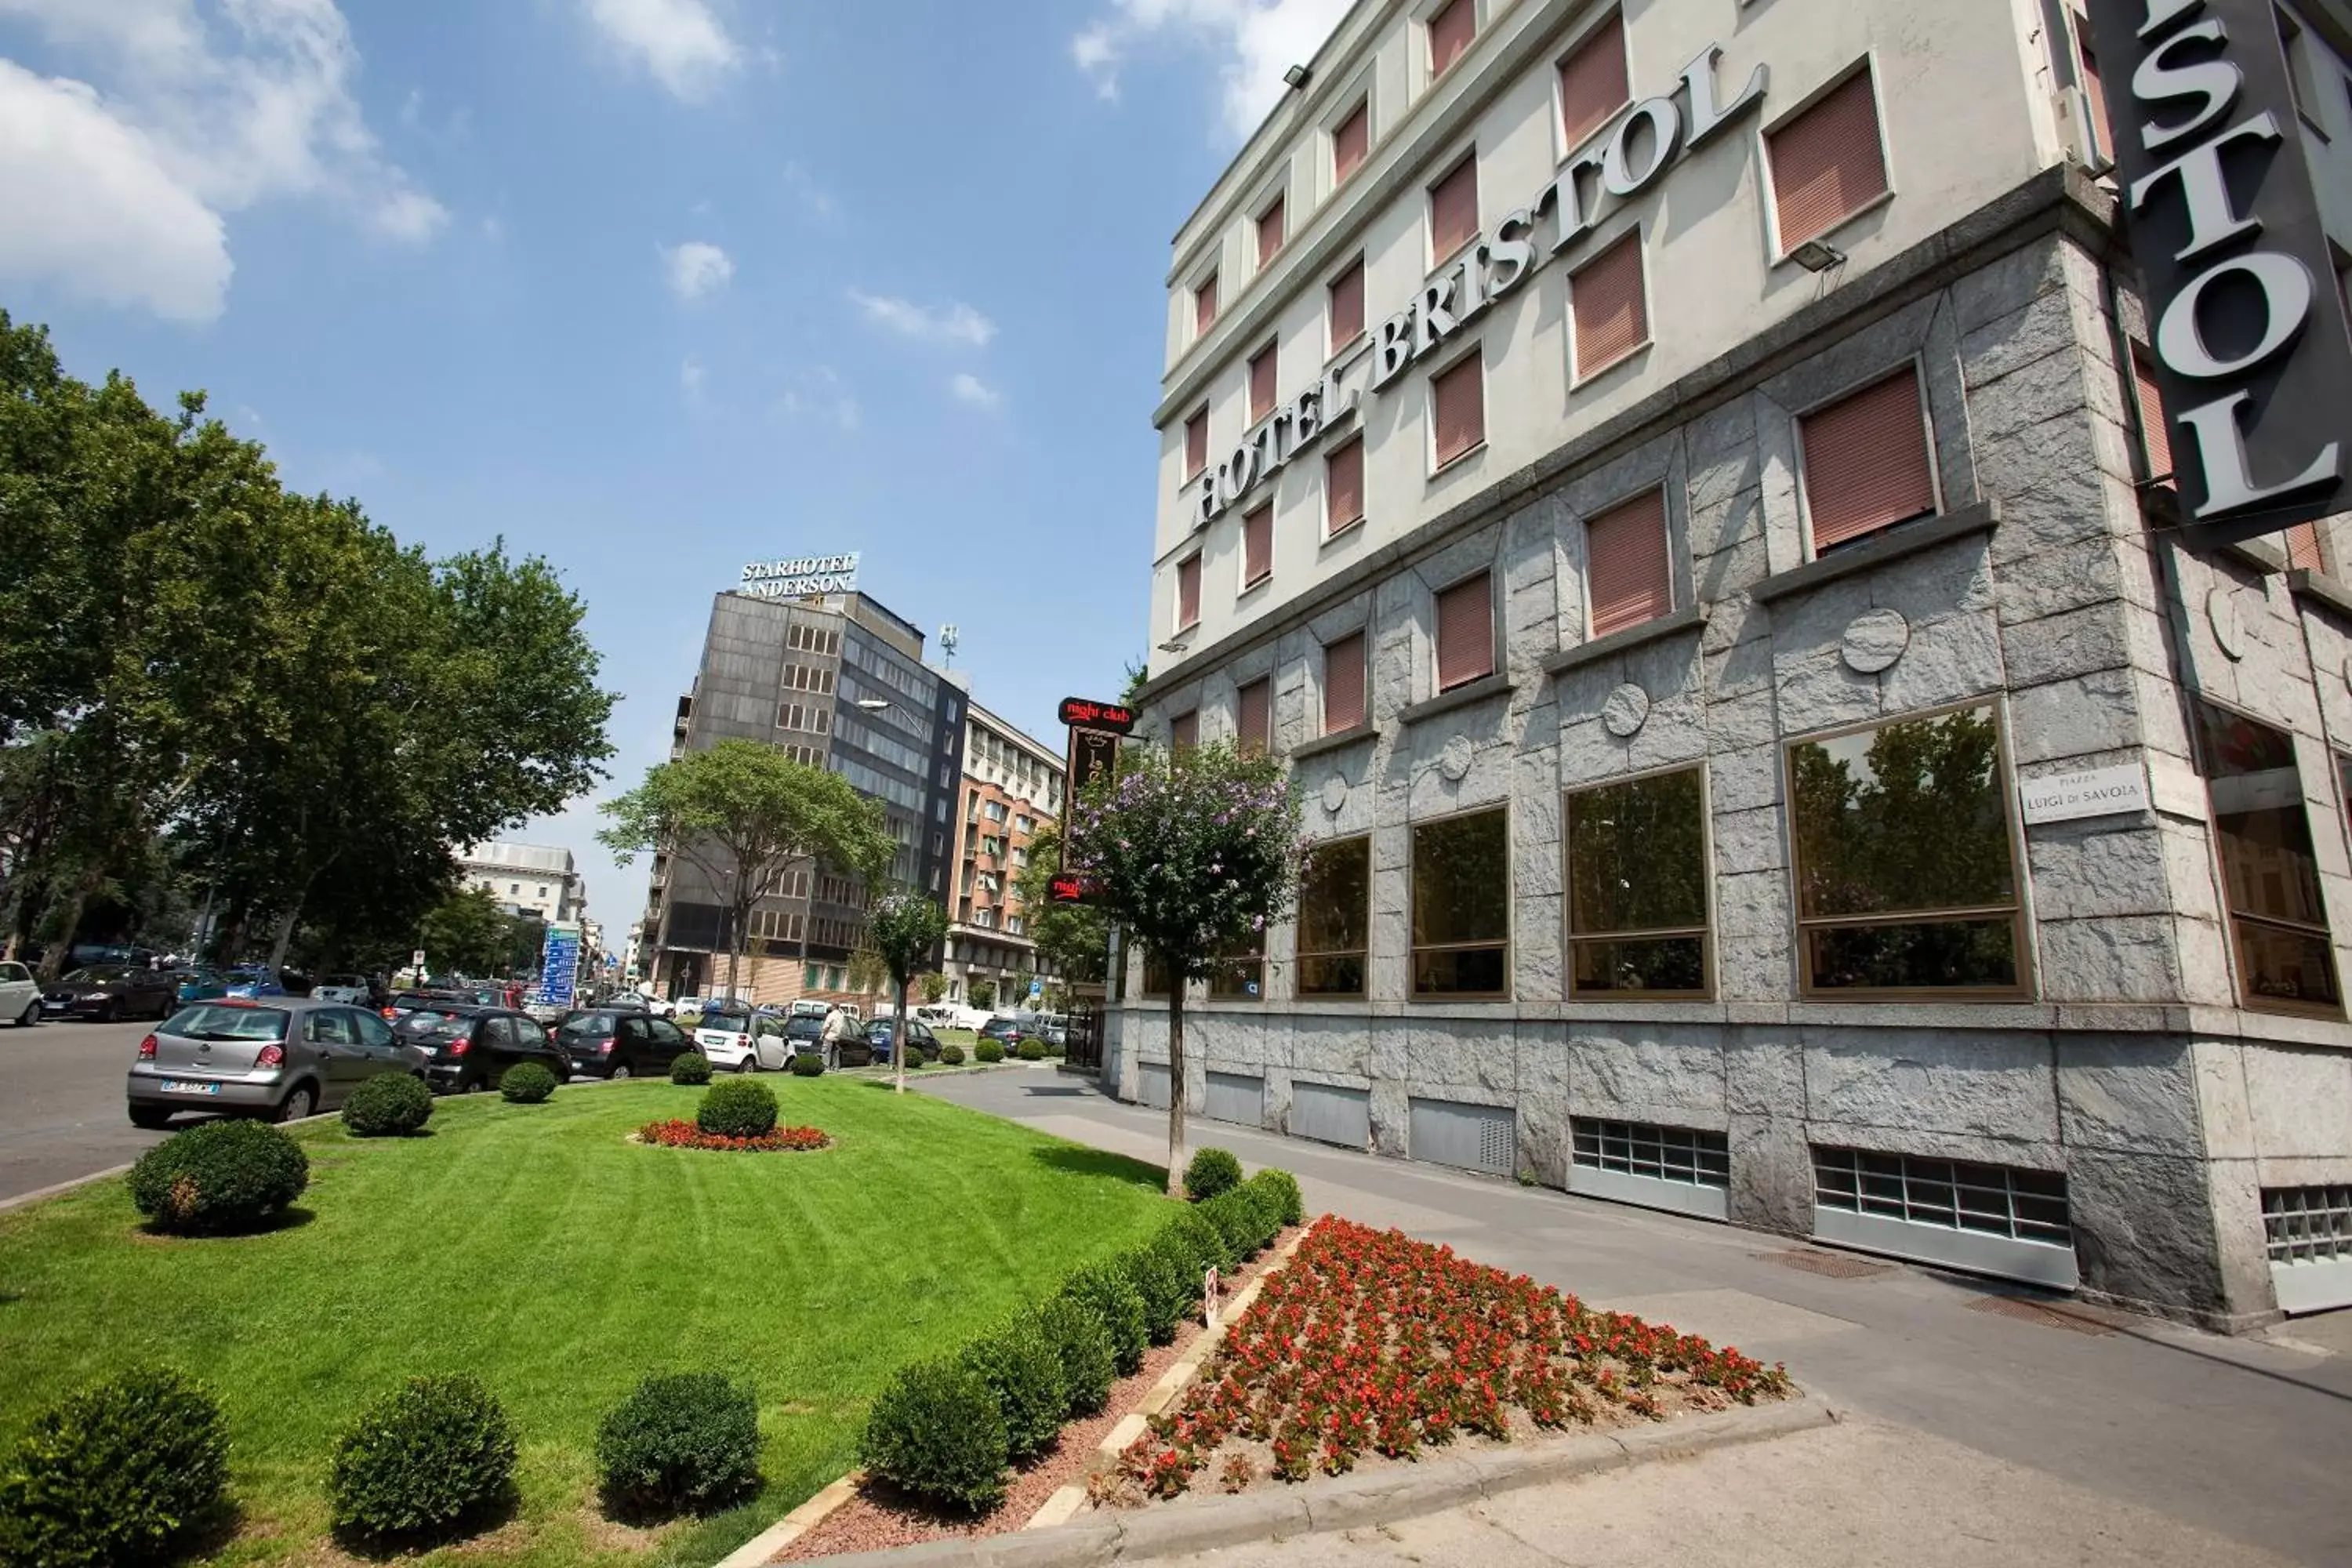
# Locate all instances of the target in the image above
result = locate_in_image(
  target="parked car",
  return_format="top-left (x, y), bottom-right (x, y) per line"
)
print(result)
top-left (400, 1006), bottom-right (568, 1094)
top-left (978, 1014), bottom-right (1032, 1048)
top-left (220, 966), bottom-right (287, 1000)
top-left (169, 967), bottom-right (228, 1006)
top-left (555, 1008), bottom-right (693, 1079)
top-left (864, 1015), bottom-right (936, 1065)
top-left (0, 960), bottom-right (38, 1027)
top-left (691, 1000), bottom-right (789, 1073)
top-left (312, 973), bottom-right (374, 1005)
top-left (125, 996), bottom-right (426, 1127)
top-left (42, 966), bottom-right (181, 1022)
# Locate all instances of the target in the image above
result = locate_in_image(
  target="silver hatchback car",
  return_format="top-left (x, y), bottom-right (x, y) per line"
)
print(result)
top-left (126, 996), bottom-right (427, 1128)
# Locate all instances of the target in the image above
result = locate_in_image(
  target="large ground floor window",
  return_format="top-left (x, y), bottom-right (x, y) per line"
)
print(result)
top-left (2198, 702), bottom-right (2341, 1016)
top-left (1566, 766), bottom-right (1711, 997)
top-left (1412, 807), bottom-right (1510, 996)
top-left (1296, 836), bottom-right (1370, 996)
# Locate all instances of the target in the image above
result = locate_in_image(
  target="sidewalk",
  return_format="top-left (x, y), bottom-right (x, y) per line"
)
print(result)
top-left (919, 1070), bottom-right (2352, 1566)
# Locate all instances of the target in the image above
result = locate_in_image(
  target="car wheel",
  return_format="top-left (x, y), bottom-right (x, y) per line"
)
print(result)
top-left (734, 1056), bottom-right (753, 1074)
top-left (610, 1063), bottom-right (631, 1080)
top-left (275, 1083), bottom-right (317, 1123)
top-left (14, 999), bottom-right (34, 1028)
top-left (100, 1000), bottom-right (118, 1025)
top-left (128, 1105), bottom-right (172, 1130)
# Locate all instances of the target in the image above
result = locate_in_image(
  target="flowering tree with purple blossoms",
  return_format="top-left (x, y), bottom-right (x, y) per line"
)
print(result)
top-left (1067, 740), bottom-right (1301, 1194)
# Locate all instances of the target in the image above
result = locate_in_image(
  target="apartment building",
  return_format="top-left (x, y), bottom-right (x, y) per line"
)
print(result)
top-left (1116, 0), bottom-right (2352, 1327)
top-left (457, 840), bottom-right (582, 924)
top-left (943, 702), bottom-right (1066, 1005)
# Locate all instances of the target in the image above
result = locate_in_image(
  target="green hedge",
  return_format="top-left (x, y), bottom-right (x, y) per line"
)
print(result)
top-left (1059, 1262), bottom-right (1148, 1375)
top-left (498, 1062), bottom-right (556, 1104)
top-left (328, 1374), bottom-right (516, 1546)
top-left (1030, 1298), bottom-right (1116, 1417)
top-left (697, 1079), bottom-right (778, 1138)
top-left (670, 1053), bottom-right (713, 1084)
top-left (1184, 1146), bottom-right (1242, 1202)
top-left (341, 1072), bottom-right (433, 1137)
top-left (127, 1120), bottom-right (308, 1235)
top-left (594, 1372), bottom-right (760, 1520)
top-left (858, 1359), bottom-right (1007, 1513)
top-left (789, 1053), bottom-right (825, 1077)
top-left (1250, 1167), bottom-right (1304, 1228)
top-left (975, 1040), bottom-right (1004, 1063)
top-left (960, 1331), bottom-right (1065, 1462)
top-left (0, 1367), bottom-right (229, 1566)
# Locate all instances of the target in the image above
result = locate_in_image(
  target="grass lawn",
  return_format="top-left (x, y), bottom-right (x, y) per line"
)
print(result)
top-left (0, 1077), bottom-right (1173, 1566)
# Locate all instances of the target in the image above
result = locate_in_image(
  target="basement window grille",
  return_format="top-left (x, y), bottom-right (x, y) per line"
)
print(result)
top-left (1813, 1147), bottom-right (2071, 1247)
top-left (1572, 1119), bottom-right (1729, 1189)
top-left (2263, 1185), bottom-right (2352, 1265)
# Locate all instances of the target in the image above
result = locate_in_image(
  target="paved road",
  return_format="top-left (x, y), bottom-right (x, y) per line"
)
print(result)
top-left (918, 1070), bottom-right (2352, 1567)
top-left (0, 1017), bottom-right (172, 1203)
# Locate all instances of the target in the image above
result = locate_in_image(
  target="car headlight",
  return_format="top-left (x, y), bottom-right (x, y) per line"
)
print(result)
top-left (82, 992), bottom-right (110, 1001)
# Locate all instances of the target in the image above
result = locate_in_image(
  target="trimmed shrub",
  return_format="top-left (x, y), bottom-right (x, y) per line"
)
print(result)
top-left (0, 1367), bottom-right (228, 1566)
top-left (1251, 1167), bottom-right (1304, 1229)
top-left (1200, 1187), bottom-right (1265, 1263)
top-left (342, 1072), bottom-right (432, 1137)
top-left (328, 1374), bottom-right (517, 1545)
top-left (697, 1078), bottom-right (778, 1138)
top-left (789, 1053), bottom-right (825, 1077)
top-left (974, 1040), bottom-right (1004, 1064)
top-left (1184, 1146), bottom-right (1243, 1203)
top-left (939, 1044), bottom-right (965, 1065)
top-left (858, 1359), bottom-right (1008, 1513)
top-left (1015, 1039), bottom-right (1046, 1061)
top-left (1166, 1205), bottom-right (1236, 1279)
top-left (128, 1119), bottom-right (308, 1235)
top-left (960, 1330), bottom-right (1065, 1462)
top-left (903, 1048), bottom-right (927, 1071)
top-left (670, 1052), bottom-right (713, 1085)
top-left (1029, 1298), bottom-right (1116, 1417)
top-left (1122, 1237), bottom-right (1192, 1343)
top-left (1060, 1262), bottom-right (1149, 1375)
top-left (595, 1372), bottom-right (760, 1520)
top-left (499, 1062), bottom-right (557, 1104)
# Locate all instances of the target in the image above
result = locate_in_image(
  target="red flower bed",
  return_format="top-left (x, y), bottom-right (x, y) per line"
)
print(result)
top-left (636, 1119), bottom-right (831, 1152)
top-left (1120, 1216), bottom-right (1791, 1497)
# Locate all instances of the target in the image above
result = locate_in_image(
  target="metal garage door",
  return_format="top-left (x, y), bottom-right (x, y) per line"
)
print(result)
top-left (1203, 1070), bottom-right (1265, 1127)
top-left (1291, 1080), bottom-right (1370, 1149)
top-left (1410, 1097), bottom-right (1515, 1176)
top-left (1138, 1062), bottom-right (1172, 1109)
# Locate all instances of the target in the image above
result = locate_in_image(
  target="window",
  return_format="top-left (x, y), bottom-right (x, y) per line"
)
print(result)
top-left (1766, 67), bottom-right (1889, 252)
top-left (2130, 349), bottom-right (2173, 484)
top-left (1586, 488), bottom-right (1671, 637)
top-left (1334, 100), bottom-right (1370, 184)
top-left (2198, 702), bottom-right (2341, 1014)
top-left (1435, 572), bottom-right (1494, 691)
top-left (1237, 677), bottom-right (1272, 756)
top-left (1176, 554), bottom-right (1202, 630)
top-left (1573, 1120), bottom-right (1728, 1189)
top-left (2286, 521), bottom-right (2323, 572)
top-left (1323, 630), bottom-right (1367, 734)
top-left (1800, 367), bottom-right (1936, 553)
top-left (1195, 270), bottom-right (1218, 336)
top-left (2264, 1185), bottom-right (2352, 1266)
top-left (1185, 407), bottom-right (1209, 479)
top-left (1559, 10), bottom-right (1629, 151)
top-left (1297, 836), bottom-right (1370, 996)
top-left (1429, 154), bottom-right (1479, 260)
top-left (2068, 9), bottom-right (2114, 158)
top-left (1567, 766), bottom-right (1709, 996)
top-left (2277, 6), bottom-right (2321, 127)
top-left (1248, 341), bottom-right (1278, 423)
top-left (1814, 1147), bottom-right (2072, 1247)
top-left (1432, 352), bottom-right (1485, 468)
top-left (1788, 704), bottom-right (2025, 995)
top-left (1171, 710), bottom-right (1200, 751)
top-left (1329, 256), bottom-right (1366, 349)
top-left (1209, 931), bottom-right (1264, 999)
top-left (1257, 195), bottom-right (1286, 265)
top-left (1243, 503), bottom-right (1273, 589)
top-left (1327, 438), bottom-right (1365, 535)
top-left (1428, 0), bottom-right (1474, 78)
top-left (1412, 808), bottom-right (1509, 996)
top-left (1569, 230), bottom-right (1648, 380)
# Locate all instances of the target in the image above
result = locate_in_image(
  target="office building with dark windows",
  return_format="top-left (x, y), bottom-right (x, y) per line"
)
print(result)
top-left (1111, 0), bottom-right (2352, 1327)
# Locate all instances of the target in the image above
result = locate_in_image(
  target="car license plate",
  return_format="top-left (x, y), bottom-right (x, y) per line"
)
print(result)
top-left (158, 1080), bottom-right (220, 1096)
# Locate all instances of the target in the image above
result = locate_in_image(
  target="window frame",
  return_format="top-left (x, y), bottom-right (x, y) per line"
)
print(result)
top-left (1327, 253), bottom-right (1368, 360)
top-left (1428, 340), bottom-right (1487, 475)
top-left (1183, 404), bottom-right (1210, 481)
top-left (1328, 92), bottom-right (1374, 191)
top-left (1426, 147), bottom-right (1481, 270)
top-left (2198, 699), bottom-right (2344, 1019)
top-left (1563, 761), bottom-right (1715, 1000)
top-left (1256, 189), bottom-right (1288, 268)
top-left (1247, 338), bottom-right (1280, 425)
top-left (1432, 566), bottom-right (1497, 693)
top-left (1193, 267), bottom-right (1221, 339)
top-left (1552, 5), bottom-right (1631, 161)
top-left (1174, 553), bottom-right (1203, 632)
top-left (1296, 833), bottom-right (1372, 998)
top-left (1582, 483), bottom-right (1675, 638)
top-left (1565, 223), bottom-right (1653, 387)
top-left (1424, 0), bottom-right (1478, 82)
top-left (1321, 626), bottom-right (1370, 735)
top-left (1792, 356), bottom-right (1944, 559)
top-left (1409, 802), bottom-right (1512, 1000)
top-left (1240, 501), bottom-right (1275, 593)
top-left (1757, 57), bottom-right (1896, 267)
top-left (1324, 434), bottom-right (1367, 539)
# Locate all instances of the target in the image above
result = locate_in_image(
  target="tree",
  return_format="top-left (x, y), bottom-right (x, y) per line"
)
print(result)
top-left (419, 888), bottom-right (514, 978)
top-left (598, 740), bottom-right (894, 1000)
top-left (919, 972), bottom-right (949, 1004)
top-left (1067, 742), bottom-right (1300, 1193)
top-left (1014, 822), bottom-right (1108, 985)
top-left (969, 978), bottom-right (996, 1011)
top-left (869, 894), bottom-right (949, 1094)
top-left (847, 941), bottom-right (888, 1004)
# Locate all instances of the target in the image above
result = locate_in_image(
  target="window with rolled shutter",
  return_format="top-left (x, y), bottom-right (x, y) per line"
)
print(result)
top-left (1185, 407), bottom-right (1209, 479)
top-left (1559, 11), bottom-right (1628, 150)
top-left (1432, 353), bottom-right (1484, 467)
top-left (1570, 230), bottom-right (1647, 379)
top-left (2287, 522), bottom-right (2324, 572)
top-left (1334, 100), bottom-right (1370, 184)
top-left (1428, 0), bottom-right (1474, 77)
top-left (1587, 489), bottom-right (1672, 637)
top-left (1430, 154), bottom-right (1479, 260)
top-left (1436, 572), bottom-right (1494, 691)
top-left (1327, 438), bottom-right (1365, 534)
top-left (2132, 352), bottom-right (2173, 483)
top-left (1258, 197), bottom-right (1286, 265)
top-left (1243, 503), bottom-right (1273, 587)
top-left (1323, 631), bottom-right (1367, 733)
top-left (1171, 710), bottom-right (1200, 751)
top-left (1330, 256), bottom-right (1366, 347)
top-left (1249, 342), bottom-right (1278, 423)
top-left (2072, 12), bottom-right (2114, 158)
top-left (1237, 679), bottom-right (1272, 755)
top-left (1196, 271), bottom-right (1219, 336)
top-left (1800, 368), bottom-right (1936, 553)
top-left (1766, 68), bottom-right (1889, 251)
top-left (1177, 554), bottom-right (1202, 629)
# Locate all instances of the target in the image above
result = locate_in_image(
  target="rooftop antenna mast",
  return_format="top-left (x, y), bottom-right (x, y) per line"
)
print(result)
top-left (939, 623), bottom-right (960, 669)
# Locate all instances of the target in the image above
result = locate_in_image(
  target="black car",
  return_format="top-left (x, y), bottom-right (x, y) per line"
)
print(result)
top-left (864, 1016), bottom-right (937, 1065)
top-left (396, 1006), bottom-right (568, 1093)
top-left (977, 1014), bottom-right (1031, 1047)
top-left (555, 1009), bottom-right (693, 1079)
top-left (42, 966), bottom-right (180, 1022)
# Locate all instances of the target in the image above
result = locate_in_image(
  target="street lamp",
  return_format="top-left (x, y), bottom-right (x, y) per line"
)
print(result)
top-left (855, 699), bottom-right (892, 713)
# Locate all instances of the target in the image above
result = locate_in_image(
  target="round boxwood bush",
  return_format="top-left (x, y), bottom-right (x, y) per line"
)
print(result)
top-left (1060, 1262), bottom-right (1149, 1375)
top-left (1119, 1240), bottom-right (1190, 1345)
top-left (342, 1072), bottom-right (433, 1137)
top-left (670, 1052), bottom-right (713, 1085)
top-left (1166, 1204), bottom-right (1236, 1279)
top-left (1250, 1167), bottom-right (1304, 1229)
top-left (939, 1043), bottom-right (965, 1065)
top-left (697, 1078), bottom-right (778, 1138)
top-left (1200, 1188), bottom-right (1264, 1263)
top-left (789, 1053), bottom-right (826, 1077)
top-left (1015, 1039), bottom-right (1046, 1061)
top-left (1185, 1146), bottom-right (1243, 1203)
top-left (974, 1040), bottom-right (1004, 1064)
top-left (0, 1367), bottom-right (229, 1566)
top-left (499, 1062), bottom-right (557, 1104)
top-left (1029, 1298), bottom-right (1116, 1417)
top-left (960, 1330), bottom-right (1065, 1462)
top-left (328, 1374), bottom-right (517, 1545)
top-left (595, 1371), bottom-right (760, 1520)
top-left (858, 1359), bottom-right (1007, 1513)
top-left (128, 1119), bottom-right (308, 1235)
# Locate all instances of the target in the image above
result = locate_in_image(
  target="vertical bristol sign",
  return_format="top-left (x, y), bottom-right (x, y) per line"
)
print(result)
top-left (2085, 0), bottom-right (2352, 543)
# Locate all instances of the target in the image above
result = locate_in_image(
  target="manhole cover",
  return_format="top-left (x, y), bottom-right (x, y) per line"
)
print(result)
top-left (1755, 1249), bottom-right (1894, 1279)
top-left (1965, 1294), bottom-right (2114, 1335)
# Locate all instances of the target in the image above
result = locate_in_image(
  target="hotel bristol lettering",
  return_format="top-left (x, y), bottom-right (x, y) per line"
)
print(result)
top-left (1196, 42), bottom-right (1766, 527)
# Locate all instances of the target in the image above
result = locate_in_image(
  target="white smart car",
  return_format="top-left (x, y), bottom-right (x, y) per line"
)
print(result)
top-left (692, 1000), bottom-right (789, 1073)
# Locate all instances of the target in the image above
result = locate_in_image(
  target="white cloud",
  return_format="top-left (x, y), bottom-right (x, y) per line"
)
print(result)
top-left (662, 239), bottom-right (732, 299)
top-left (1071, 0), bottom-right (1351, 140)
top-left (0, 0), bottom-right (445, 321)
top-left (948, 372), bottom-right (1000, 409)
top-left (583, 0), bottom-right (740, 101)
top-left (847, 290), bottom-right (996, 348)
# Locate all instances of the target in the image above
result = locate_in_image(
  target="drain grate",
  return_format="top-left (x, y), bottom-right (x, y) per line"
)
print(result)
top-left (1755, 1248), bottom-right (1894, 1280)
top-left (1965, 1294), bottom-right (2113, 1335)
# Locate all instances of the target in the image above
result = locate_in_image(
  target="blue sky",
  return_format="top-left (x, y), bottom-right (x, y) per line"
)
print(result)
top-left (0, 0), bottom-right (1349, 931)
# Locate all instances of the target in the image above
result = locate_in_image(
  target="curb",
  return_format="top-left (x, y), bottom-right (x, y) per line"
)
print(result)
top-left (717, 1472), bottom-right (866, 1568)
top-left (800, 1393), bottom-right (1833, 1566)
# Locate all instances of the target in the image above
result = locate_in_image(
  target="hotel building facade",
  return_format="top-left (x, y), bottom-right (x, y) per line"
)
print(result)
top-left (1113, 0), bottom-right (2352, 1327)
top-left (942, 702), bottom-right (1067, 1007)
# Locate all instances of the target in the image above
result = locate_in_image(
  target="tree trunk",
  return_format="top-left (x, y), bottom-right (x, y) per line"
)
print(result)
top-left (894, 976), bottom-right (909, 1095)
top-left (265, 903), bottom-right (301, 974)
top-left (1165, 984), bottom-right (1188, 1196)
top-left (37, 866), bottom-right (104, 983)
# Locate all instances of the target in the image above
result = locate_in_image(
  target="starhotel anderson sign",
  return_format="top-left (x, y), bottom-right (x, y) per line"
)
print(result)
top-left (1194, 42), bottom-right (1769, 527)
top-left (2085, 0), bottom-right (2352, 543)
top-left (738, 552), bottom-right (860, 598)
